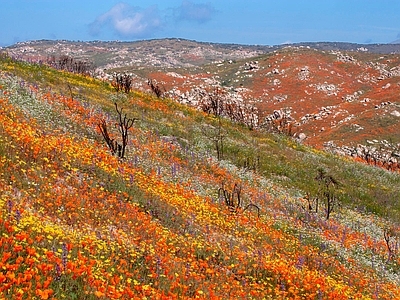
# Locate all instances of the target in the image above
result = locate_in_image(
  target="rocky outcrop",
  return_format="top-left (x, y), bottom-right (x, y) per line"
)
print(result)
top-left (324, 140), bottom-right (400, 171)
top-left (243, 61), bottom-right (259, 71)
top-left (310, 83), bottom-right (340, 96)
top-left (298, 66), bottom-right (310, 81)
top-left (300, 106), bottom-right (335, 123)
top-left (342, 90), bottom-right (364, 102)
top-left (333, 51), bottom-right (357, 63)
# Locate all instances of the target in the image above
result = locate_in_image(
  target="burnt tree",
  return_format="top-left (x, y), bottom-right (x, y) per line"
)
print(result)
top-left (202, 117), bottom-right (225, 161)
top-left (219, 182), bottom-right (242, 213)
top-left (148, 79), bottom-right (165, 98)
top-left (112, 73), bottom-right (133, 93)
top-left (314, 168), bottom-right (340, 220)
top-left (98, 102), bottom-right (137, 159)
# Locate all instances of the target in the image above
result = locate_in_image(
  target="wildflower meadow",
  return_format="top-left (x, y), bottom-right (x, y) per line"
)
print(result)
top-left (0, 54), bottom-right (399, 299)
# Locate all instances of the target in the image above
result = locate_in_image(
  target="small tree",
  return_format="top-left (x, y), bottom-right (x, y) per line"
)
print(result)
top-left (219, 182), bottom-right (242, 213)
top-left (199, 87), bottom-right (226, 117)
top-left (148, 79), bottom-right (165, 98)
top-left (98, 102), bottom-right (137, 159)
top-left (383, 226), bottom-right (398, 261)
top-left (262, 109), bottom-right (296, 137)
top-left (314, 168), bottom-right (340, 220)
top-left (202, 117), bottom-right (225, 160)
top-left (112, 73), bottom-right (133, 93)
top-left (218, 182), bottom-right (260, 217)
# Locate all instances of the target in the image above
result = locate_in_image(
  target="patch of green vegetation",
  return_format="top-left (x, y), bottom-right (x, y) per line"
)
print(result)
top-left (373, 115), bottom-right (398, 128)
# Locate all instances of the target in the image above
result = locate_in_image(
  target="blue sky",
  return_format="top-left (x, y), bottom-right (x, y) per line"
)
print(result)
top-left (1, 0), bottom-right (400, 47)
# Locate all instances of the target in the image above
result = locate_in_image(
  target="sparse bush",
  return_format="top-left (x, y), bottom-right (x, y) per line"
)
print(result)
top-left (98, 102), bottom-right (137, 159)
top-left (302, 192), bottom-right (319, 213)
top-left (148, 79), bottom-right (165, 98)
top-left (112, 73), bottom-right (133, 93)
top-left (199, 87), bottom-right (226, 117)
top-left (198, 87), bottom-right (259, 130)
top-left (218, 182), bottom-right (260, 217)
top-left (314, 168), bottom-right (340, 220)
top-left (302, 168), bottom-right (341, 220)
top-left (383, 226), bottom-right (398, 261)
top-left (0, 51), bottom-right (10, 61)
top-left (202, 117), bottom-right (225, 160)
top-left (218, 182), bottom-right (242, 213)
top-left (243, 155), bottom-right (260, 172)
top-left (261, 108), bottom-right (297, 137)
top-left (47, 55), bottom-right (94, 75)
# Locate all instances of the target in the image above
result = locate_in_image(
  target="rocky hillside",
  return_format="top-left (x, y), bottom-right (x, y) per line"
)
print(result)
top-left (5, 39), bottom-right (400, 170)
top-left (5, 39), bottom-right (271, 69)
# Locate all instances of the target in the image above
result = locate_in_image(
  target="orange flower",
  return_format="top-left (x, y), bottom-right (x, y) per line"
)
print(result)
top-left (36, 288), bottom-right (53, 300)
top-left (26, 246), bottom-right (36, 256)
top-left (6, 271), bottom-right (15, 281)
top-left (15, 256), bottom-right (24, 264)
top-left (45, 251), bottom-right (55, 260)
top-left (15, 232), bottom-right (28, 241)
top-left (0, 273), bottom-right (6, 284)
top-left (43, 276), bottom-right (52, 289)
top-left (1, 252), bottom-right (12, 263)
top-left (13, 244), bottom-right (23, 253)
top-left (94, 290), bottom-right (105, 297)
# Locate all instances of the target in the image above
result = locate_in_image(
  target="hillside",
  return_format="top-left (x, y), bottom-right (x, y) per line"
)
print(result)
top-left (0, 50), bottom-right (400, 299)
top-left (144, 45), bottom-right (400, 169)
top-left (6, 39), bottom-right (400, 171)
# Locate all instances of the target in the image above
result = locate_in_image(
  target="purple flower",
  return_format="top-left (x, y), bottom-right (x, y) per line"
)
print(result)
top-left (157, 166), bottom-right (161, 176)
top-left (296, 256), bottom-right (305, 269)
top-left (185, 263), bottom-right (190, 277)
top-left (130, 174), bottom-right (134, 184)
top-left (54, 263), bottom-right (62, 280)
top-left (7, 199), bottom-right (13, 214)
top-left (62, 243), bottom-right (68, 270)
top-left (15, 209), bottom-right (21, 224)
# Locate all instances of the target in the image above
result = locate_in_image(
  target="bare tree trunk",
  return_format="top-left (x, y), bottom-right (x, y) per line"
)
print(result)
top-left (98, 102), bottom-right (137, 159)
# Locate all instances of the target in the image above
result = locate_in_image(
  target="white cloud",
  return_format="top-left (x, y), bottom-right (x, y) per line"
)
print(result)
top-left (89, 1), bottom-right (217, 39)
top-left (89, 3), bottom-right (163, 38)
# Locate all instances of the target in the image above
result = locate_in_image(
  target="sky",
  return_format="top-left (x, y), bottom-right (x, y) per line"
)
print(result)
top-left (1, 0), bottom-right (400, 47)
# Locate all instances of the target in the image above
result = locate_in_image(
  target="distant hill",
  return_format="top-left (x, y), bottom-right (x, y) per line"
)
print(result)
top-left (5, 38), bottom-right (400, 69)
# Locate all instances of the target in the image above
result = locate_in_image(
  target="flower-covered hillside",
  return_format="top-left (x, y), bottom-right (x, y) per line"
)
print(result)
top-left (0, 54), bottom-right (400, 299)
top-left (148, 47), bottom-right (400, 164)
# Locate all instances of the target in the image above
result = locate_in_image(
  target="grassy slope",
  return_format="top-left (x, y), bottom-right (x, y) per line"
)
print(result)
top-left (0, 55), bottom-right (399, 299)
